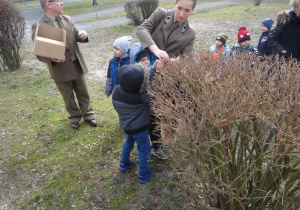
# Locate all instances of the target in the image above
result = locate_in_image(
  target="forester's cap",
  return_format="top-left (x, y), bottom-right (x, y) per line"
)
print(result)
top-left (238, 26), bottom-right (250, 43)
top-left (216, 33), bottom-right (228, 46)
top-left (113, 36), bottom-right (132, 54)
top-left (262, 18), bottom-right (274, 31)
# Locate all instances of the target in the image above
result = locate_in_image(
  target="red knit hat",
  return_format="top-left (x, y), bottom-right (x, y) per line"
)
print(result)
top-left (237, 26), bottom-right (250, 43)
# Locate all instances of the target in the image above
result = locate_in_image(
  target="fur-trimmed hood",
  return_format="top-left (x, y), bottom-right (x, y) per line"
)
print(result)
top-left (277, 10), bottom-right (291, 25)
top-left (276, 9), bottom-right (300, 26)
top-left (117, 64), bottom-right (149, 93)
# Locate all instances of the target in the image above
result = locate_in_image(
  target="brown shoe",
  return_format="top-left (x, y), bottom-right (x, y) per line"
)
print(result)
top-left (71, 122), bottom-right (80, 129)
top-left (86, 119), bottom-right (97, 127)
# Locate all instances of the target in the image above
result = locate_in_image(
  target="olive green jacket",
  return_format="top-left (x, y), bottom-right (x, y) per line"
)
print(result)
top-left (136, 7), bottom-right (196, 57)
top-left (32, 14), bottom-right (88, 82)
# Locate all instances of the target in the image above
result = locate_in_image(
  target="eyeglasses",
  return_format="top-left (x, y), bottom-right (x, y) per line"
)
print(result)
top-left (48, 0), bottom-right (62, 2)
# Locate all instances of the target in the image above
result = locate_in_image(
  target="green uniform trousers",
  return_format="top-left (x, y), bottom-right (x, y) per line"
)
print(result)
top-left (54, 59), bottom-right (95, 123)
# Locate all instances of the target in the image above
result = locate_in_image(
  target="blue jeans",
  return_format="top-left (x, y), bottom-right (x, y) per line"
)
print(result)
top-left (120, 130), bottom-right (151, 175)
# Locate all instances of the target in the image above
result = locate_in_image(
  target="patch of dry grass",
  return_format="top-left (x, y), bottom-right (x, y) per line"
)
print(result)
top-left (190, 0), bottom-right (291, 51)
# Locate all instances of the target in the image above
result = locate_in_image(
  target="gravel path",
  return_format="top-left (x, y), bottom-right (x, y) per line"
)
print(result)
top-left (22, 0), bottom-right (250, 42)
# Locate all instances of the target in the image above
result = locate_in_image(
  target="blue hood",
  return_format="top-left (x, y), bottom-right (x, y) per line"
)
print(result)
top-left (130, 43), bottom-right (155, 66)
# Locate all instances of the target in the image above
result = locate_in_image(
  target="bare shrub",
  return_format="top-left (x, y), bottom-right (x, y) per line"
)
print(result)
top-left (139, 0), bottom-right (159, 21)
top-left (150, 53), bottom-right (300, 209)
top-left (124, 0), bottom-right (158, 26)
top-left (124, 1), bottom-right (143, 25)
top-left (0, 0), bottom-right (25, 71)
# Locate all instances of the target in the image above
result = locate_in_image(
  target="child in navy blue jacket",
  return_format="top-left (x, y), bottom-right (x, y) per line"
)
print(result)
top-left (105, 36), bottom-right (132, 97)
top-left (112, 64), bottom-right (155, 184)
top-left (257, 18), bottom-right (274, 56)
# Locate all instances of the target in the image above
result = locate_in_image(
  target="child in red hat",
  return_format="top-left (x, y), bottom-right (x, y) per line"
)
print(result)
top-left (231, 26), bottom-right (258, 56)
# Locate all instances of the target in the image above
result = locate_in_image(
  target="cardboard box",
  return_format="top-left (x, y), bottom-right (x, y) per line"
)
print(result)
top-left (33, 23), bottom-right (66, 59)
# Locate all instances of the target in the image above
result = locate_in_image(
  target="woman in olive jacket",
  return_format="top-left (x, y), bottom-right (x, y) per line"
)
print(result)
top-left (136, 0), bottom-right (197, 60)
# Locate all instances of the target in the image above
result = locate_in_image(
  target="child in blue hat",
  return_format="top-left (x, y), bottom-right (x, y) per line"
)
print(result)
top-left (257, 18), bottom-right (274, 56)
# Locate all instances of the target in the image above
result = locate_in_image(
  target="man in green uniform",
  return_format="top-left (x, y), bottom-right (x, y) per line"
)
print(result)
top-left (32, 0), bottom-right (97, 129)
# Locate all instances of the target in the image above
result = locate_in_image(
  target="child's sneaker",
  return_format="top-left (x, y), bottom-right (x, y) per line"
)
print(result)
top-left (139, 168), bottom-right (155, 184)
top-left (152, 147), bottom-right (168, 160)
top-left (119, 161), bottom-right (135, 171)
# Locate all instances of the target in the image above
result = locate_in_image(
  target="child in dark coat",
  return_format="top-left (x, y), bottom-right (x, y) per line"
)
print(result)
top-left (257, 18), bottom-right (274, 56)
top-left (112, 64), bottom-right (155, 184)
top-left (130, 43), bottom-right (168, 160)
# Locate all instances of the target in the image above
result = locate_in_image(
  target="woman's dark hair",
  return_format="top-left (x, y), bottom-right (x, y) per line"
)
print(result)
top-left (175, 0), bottom-right (197, 10)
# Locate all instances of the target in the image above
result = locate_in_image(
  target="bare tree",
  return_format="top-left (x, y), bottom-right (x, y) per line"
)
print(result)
top-left (0, 0), bottom-right (25, 71)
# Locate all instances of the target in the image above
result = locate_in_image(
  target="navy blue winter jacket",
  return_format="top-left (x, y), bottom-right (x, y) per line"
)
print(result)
top-left (105, 50), bottom-right (130, 95)
top-left (112, 65), bottom-right (150, 135)
top-left (258, 31), bottom-right (273, 56)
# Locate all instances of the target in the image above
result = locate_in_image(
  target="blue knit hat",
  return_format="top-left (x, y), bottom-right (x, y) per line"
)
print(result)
top-left (262, 18), bottom-right (274, 31)
top-left (113, 36), bottom-right (132, 54)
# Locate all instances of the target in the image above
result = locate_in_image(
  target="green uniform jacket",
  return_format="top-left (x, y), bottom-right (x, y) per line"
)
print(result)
top-left (31, 14), bottom-right (88, 82)
top-left (136, 7), bottom-right (196, 57)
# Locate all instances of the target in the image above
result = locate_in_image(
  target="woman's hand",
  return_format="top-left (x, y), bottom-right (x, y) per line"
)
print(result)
top-left (148, 44), bottom-right (169, 61)
top-left (155, 49), bottom-right (169, 61)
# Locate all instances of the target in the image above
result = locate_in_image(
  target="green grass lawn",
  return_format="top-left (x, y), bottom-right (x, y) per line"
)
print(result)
top-left (1, 22), bottom-right (199, 208)
top-left (0, 65), bottom-right (195, 208)
top-left (79, 0), bottom-right (220, 23)
top-left (15, 0), bottom-right (219, 15)
top-left (79, 0), bottom-right (225, 23)
top-left (63, 0), bottom-right (130, 16)
top-left (15, 0), bottom-right (133, 10)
